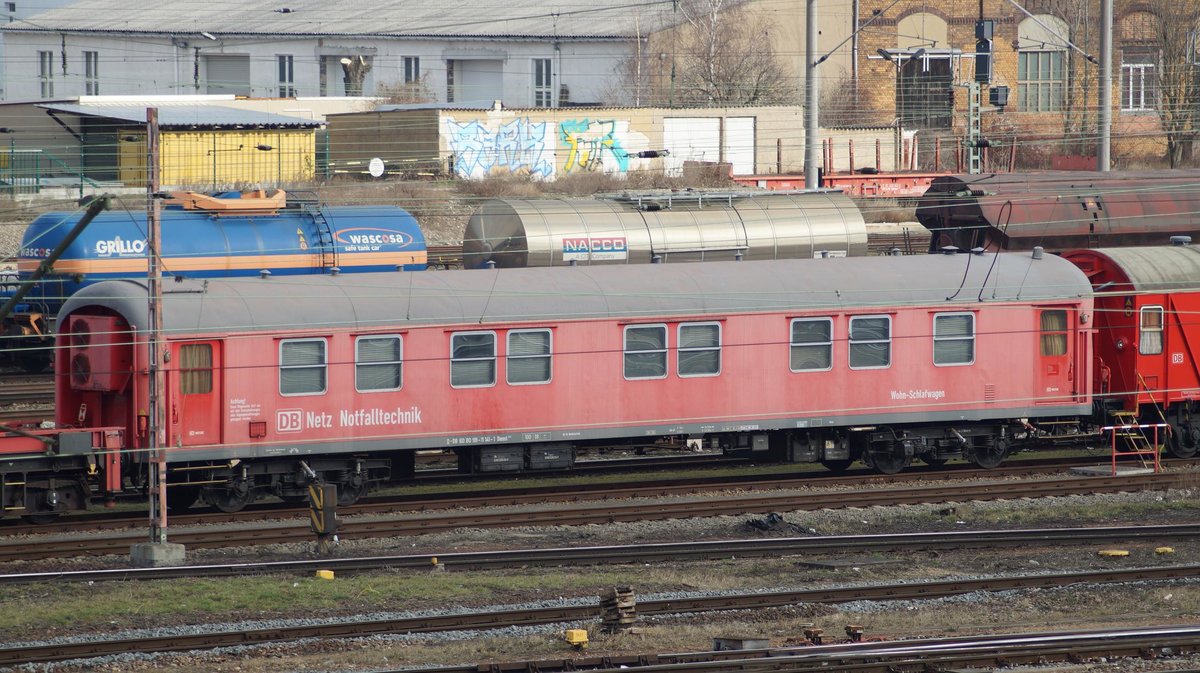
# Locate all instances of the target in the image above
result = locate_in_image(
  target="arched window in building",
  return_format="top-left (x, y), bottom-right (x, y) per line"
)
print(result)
top-left (892, 13), bottom-right (955, 128)
top-left (1017, 15), bottom-right (1069, 112)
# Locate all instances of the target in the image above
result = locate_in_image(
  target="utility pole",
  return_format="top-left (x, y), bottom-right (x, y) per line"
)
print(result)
top-left (1098, 0), bottom-right (1112, 170)
top-left (804, 0), bottom-right (819, 189)
top-left (130, 107), bottom-right (185, 567)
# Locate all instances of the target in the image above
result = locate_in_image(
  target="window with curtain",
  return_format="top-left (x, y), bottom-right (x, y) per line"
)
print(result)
top-left (1039, 310), bottom-right (1068, 356)
top-left (1140, 306), bottom-right (1163, 355)
top-left (624, 325), bottom-right (667, 379)
top-left (179, 343), bottom-right (212, 394)
top-left (849, 316), bottom-right (891, 369)
top-left (790, 318), bottom-right (832, 371)
top-left (933, 313), bottom-right (975, 365)
top-left (678, 322), bottom-right (721, 377)
top-left (507, 329), bottom-right (551, 384)
top-left (280, 338), bottom-right (327, 395)
top-left (356, 335), bottom-right (402, 391)
top-left (451, 332), bottom-right (496, 387)
top-left (277, 54), bottom-right (295, 97)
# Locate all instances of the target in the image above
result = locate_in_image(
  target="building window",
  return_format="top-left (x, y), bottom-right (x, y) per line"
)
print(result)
top-left (790, 318), bottom-right (833, 371)
top-left (507, 329), bottom-right (551, 384)
top-left (179, 344), bottom-right (212, 394)
top-left (1121, 53), bottom-right (1156, 112)
top-left (404, 56), bottom-right (420, 84)
top-left (38, 50), bottom-right (53, 98)
top-left (446, 59), bottom-right (455, 102)
top-left (933, 313), bottom-right (975, 366)
top-left (277, 54), bottom-right (295, 97)
top-left (1017, 50), bottom-right (1065, 112)
top-left (624, 324), bottom-right (667, 379)
top-left (83, 50), bottom-right (98, 95)
top-left (1140, 306), bottom-right (1164, 355)
top-left (533, 58), bottom-right (552, 107)
top-left (849, 315), bottom-right (891, 369)
top-left (451, 331), bottom-right (496, 387)
top-left (1039, 310), bottom-right (1068, 356)
top-left (280, 338), bottom-right (327, 396)
top-left (678, 322), bottom-right (721, 377)
top-left (356, 335), bottom-right (402, 392)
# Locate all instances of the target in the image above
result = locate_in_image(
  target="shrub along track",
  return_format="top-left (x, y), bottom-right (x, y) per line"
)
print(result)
top-left (1, 471), bottom-right (1194, 561)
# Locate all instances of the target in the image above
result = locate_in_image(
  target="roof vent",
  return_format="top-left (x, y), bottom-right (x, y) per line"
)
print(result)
top-left (889, 247), bottom-right (901, 256)
top-left (259, 269), bottom-right (272, 279)
top-left (1171, 235), bottom-right (1192, 246)
top-left (485, 260), bottom-right (496, 269)
top-left (1031, 246), bottom-right (1044, 260)
top-left (940, 246), bottom-right (959, 255)
top-left (652, 255), bottom-right (663, 264)
top-left (971, 247), bottom-right (985, 255)
top-left (735, 251), bottom-right (744, 261)
top-left (329, 266), bottom-right (340, 276)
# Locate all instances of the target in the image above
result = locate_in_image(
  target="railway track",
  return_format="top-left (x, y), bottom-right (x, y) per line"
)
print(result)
top-left (4, 523), bottom-right (1197, 584)
top-left (0, 454), bottom-right (1154, 537)
top-left (2, 471), bottom-right (1192, 561)
top-left (2, 566), bottom-right (1197, 666)
top-left (380, 626), bottom-right (1200, 673)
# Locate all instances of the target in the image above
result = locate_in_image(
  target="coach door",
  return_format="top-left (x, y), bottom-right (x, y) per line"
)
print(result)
top-left (170, 341), bottom-right (223, 447)
top-left (1036, 309), bottom-right (1071, 405)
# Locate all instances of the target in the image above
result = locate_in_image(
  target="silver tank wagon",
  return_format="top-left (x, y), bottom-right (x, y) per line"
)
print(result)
top-left (463, 190), bottom-right (868, 268)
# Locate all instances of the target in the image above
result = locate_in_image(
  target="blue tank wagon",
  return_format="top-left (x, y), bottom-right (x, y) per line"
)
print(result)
top-left (2, 189), bottom-right (427, 371)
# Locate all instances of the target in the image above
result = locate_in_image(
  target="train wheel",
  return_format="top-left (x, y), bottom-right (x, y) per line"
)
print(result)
top-left (820, 459), bottom-right (853, 473)
top-left (971, 437), bottom-right (1008, 469)
top-left (337, 477), bottom-right (368, 506)
top-left (166, 485), bottom-right (201, 512)
top-left (1166, 420), bottom-right (1200, 459)
top-left (207, 480), bottom-right (254, 513)
top-left (867, 441), bottom-right (910, 475)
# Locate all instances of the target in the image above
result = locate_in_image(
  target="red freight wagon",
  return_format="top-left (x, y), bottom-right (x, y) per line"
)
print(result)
top-left (1063, 243), bottom-right (1200, 458)
top-left (43, 249), bottom-right (1092, 514)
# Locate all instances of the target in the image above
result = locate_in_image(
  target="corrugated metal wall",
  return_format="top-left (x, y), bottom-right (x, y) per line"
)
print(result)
top-left (119, 129), bottom-right (316, 187)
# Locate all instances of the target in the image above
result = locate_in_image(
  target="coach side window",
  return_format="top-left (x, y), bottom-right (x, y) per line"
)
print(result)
top-left (356, 335), bottom-right (402, 392)
top-left (280, 338), bottom-right (327, 396)
top-left (1140, 306), bottom-right (1164, 355)
top-left (679, 322), bottom-right (721, 377)
top-left (451, 332), bottom-right (496, 387)
top-left (933, 313), bottom-right (975, 366)
top-left (508, 329), bottom-right (552, 384)
top-left (624, 324), bottom-right (667, 379)
top-left (790, 318), bottom-right (832, 371)
top-left (849, 316), bottom-right (891, 369)
top-left (1039, 310), bottom-right (1067, 356)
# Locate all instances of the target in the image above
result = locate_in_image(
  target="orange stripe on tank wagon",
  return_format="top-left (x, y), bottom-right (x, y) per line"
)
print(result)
top-left (19, 252), bottom-right (427, 275)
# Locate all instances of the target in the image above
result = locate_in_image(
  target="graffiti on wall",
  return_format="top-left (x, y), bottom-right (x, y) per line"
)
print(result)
top-left (446, 118), bottom-right (555, 179)
top-left (559, 119), bottom-right (629, 174)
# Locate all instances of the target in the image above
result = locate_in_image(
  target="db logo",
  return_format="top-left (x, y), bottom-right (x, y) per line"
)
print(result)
top-left (277, 409), bottom-right (303, 433)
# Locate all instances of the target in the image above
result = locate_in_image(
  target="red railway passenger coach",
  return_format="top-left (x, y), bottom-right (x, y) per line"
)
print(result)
top-left (47, 248), bottom-right (1093, 513)
top-left (1063, 242), bottom-right (1200, 458)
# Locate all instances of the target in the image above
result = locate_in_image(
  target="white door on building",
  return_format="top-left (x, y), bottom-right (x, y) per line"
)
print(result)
top-left (725, 117), bottom-right (756, 175)
top-left (663, 117), bottom-right (720, 177)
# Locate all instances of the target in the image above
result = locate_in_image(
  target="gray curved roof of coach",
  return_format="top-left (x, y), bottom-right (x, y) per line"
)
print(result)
top-left (59, 253), bottom-right (1092, 336)
top-left (1084, 245), bottom-right (1200, 292)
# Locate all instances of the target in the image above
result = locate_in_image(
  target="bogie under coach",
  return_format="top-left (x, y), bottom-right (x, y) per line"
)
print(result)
top-left (2, 248), bottom-right (1096, 518)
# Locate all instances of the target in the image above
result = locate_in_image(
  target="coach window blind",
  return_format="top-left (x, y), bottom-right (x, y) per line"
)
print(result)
top-left (624, 325), bottom-right (667, 379)
top-left (507, 329), bottom-right (551, 384)
top-left (179, 344), bottom-right (212, 394)
top-left (280, 339), bottom-right (327, 395)
top-left (791, 318), bottom-right (832, 371)
top-left (451, 332), bottom-right (496, 387)
top-left (356, 336), bottom-right (402, 391)
top-left (849, 316), bottom-right (891, 369)
top-left (933, 313), bottom-right (975, 365)
top-left (1039, 310), bottom-right (1067, 356)
top-left (678, 322), bottom-right (721, 377)
top-left (1140, 306), bottom-right (1164, 355)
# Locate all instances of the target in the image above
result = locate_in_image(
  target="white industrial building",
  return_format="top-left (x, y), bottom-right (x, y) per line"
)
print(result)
top-left (0, 0), bottom-right (675, 105)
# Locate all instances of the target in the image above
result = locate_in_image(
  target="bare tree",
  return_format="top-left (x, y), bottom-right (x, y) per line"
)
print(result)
top-left (606, 0), bottom-right (796, 106)
top-left (374, 77), bottom-right (437, 105)
top-left (1148, 0), bottom-right (1200, 166)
